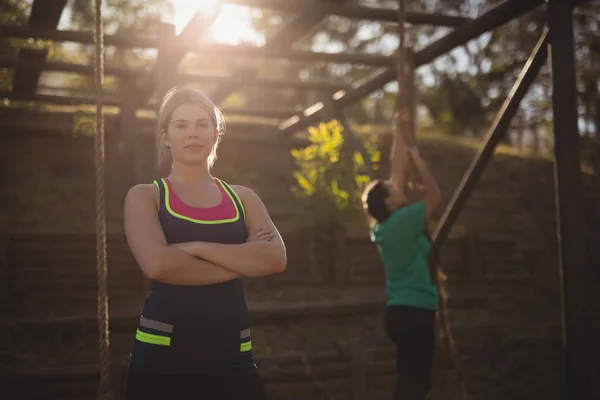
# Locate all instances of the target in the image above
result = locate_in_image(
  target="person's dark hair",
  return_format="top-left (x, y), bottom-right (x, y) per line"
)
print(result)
top-left (362, 179), bottom-right (392, 224)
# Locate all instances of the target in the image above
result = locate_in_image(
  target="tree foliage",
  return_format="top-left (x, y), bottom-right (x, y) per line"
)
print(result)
top-left (291, 119), bottom-right (381, 231)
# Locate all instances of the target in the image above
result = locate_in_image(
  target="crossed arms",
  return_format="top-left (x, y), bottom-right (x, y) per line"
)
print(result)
top-left (124, 184), bottom-right (287, 286)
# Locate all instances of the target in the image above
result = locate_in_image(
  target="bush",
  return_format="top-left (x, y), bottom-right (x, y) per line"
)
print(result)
top-left (290, 119), bottom-right (380, 233)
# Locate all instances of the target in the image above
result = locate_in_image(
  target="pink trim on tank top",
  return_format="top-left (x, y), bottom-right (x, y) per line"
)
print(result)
top-left (164, 178), bottom-right (237, 221)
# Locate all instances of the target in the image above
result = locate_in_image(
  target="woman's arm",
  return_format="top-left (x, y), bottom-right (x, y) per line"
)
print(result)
top-left (408, 146), bottom-right (441, 217)
top-left (389, 109), bottom-right (411, 189)
top-left (172, 186), bottom-right (287, 278)
top-left (124, 184), bottom-right (242, 285)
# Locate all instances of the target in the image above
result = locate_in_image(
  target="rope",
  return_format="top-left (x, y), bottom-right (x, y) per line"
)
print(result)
top-left (93, 0), bottom-right (113, 398)
top-left (395, 1), bottom-right (467, 398)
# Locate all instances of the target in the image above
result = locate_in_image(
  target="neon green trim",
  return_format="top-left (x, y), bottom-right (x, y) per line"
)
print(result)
top-left (136, 329), bottom-right (171, 346)
top-left (161, 178), bottom-right (241, 224)
top-left (240, 340), bottom-right (252, 352)
top-left (153, 180), bottom-right (159, 189)
top-left (219, 180), bottom-right (246, 219)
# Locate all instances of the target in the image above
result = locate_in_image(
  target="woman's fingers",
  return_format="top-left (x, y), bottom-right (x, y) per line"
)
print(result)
top-left (247, 228), bottom-right (264, 240)
top-left (248, 229), bottom-right (274, 242)
top-left (395, 109), bottom-right (410, 124)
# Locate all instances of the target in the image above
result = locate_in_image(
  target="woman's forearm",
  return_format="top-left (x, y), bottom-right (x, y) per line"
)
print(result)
top-left (173, 241), bottom-right (286, 278)
top-left (150, 246), bottom-right (242, 285)
top-left (413, 156), bottom-right (441, 214)
top-left (389, 113), bottom-right (410, 188)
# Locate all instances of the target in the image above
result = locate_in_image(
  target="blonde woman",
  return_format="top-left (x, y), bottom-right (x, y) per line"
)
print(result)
top-left (124, 87), bottom-right (286, 399)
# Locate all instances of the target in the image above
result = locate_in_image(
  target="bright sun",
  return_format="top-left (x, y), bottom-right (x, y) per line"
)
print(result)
top-left (170, 0), bottom-right (262, 45)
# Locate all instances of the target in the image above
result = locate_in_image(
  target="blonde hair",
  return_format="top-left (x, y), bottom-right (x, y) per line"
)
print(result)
top-left (156, 86), bottom-right (226, 168)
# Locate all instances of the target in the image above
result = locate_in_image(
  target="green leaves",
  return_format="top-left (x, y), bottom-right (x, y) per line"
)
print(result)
top-left (290, 119), bottom-right (380, 231)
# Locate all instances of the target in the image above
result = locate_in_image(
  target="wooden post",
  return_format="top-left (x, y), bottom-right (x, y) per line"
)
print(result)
top-left (546, 1), bottom-right (591, 398)
top-left (433, 31), bottom-right (548, 249)
top-left (396, 0), bottom-right (407, 116)
top-left (0, 212), bottom-right (9, 316)
top-left (156, 23), bottom-right (177, 100)
top-left (118, 82), bottom-right (138, 188)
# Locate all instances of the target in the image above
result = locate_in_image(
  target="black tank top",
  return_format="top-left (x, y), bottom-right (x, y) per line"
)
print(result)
top-left (128, 178), bottom-right (257, 376)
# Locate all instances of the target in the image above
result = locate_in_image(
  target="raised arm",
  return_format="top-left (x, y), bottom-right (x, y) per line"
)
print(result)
top-left (172, 186), bottom-right (287, 278)
top-left (408, 146), bottom-right (441, 217)
top-left (124, 184), bottom-right (242, 285)
top-left (389, 110), bottom-right (411, 190)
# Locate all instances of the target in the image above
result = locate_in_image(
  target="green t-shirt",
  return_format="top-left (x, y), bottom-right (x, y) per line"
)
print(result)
top-left (370, 201), bottom-right (439, 310)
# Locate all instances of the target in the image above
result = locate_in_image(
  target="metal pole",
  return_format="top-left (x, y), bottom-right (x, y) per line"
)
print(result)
top-left (433, 30), bottom-right (549, 248)
top-left (546, 1), bottom-right (591, 398)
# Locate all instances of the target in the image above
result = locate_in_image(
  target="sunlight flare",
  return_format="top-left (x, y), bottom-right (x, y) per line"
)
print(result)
top-left (170, 0), bottom-right (262, 45)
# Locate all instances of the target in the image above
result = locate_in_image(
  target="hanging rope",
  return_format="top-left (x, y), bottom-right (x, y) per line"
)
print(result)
top-left (93, 0), bottom-right (113, 399)
top-left (395, 1), bottom-right (467, 399)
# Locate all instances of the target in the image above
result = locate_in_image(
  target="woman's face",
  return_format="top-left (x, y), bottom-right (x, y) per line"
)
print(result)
top-left (161, 103), bottom-right (218, 166)
top-left (383, 181), bottom-right (409, 211)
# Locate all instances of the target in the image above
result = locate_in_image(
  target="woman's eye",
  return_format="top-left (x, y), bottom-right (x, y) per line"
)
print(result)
top-left (175, 124), bottom-right (186, 128)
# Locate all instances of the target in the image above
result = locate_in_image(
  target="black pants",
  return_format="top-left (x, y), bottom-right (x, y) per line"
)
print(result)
top-left (385, 305), bottom-right (436, 400)
top-left (125, 369), bottom-right (269, 400)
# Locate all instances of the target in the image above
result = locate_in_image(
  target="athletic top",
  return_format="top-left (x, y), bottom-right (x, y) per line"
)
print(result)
top-left (128, 178), bottom-right (257, 376)
top-left (370, 201), bottom-right (439, 311)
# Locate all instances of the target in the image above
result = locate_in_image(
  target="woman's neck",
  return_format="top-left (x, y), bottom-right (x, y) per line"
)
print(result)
top-left (168, 161), bottom-right (213, 184)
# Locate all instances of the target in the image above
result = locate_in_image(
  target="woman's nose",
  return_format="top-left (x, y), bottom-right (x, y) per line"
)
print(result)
top-left (187, 130), bottom-right (199, 138)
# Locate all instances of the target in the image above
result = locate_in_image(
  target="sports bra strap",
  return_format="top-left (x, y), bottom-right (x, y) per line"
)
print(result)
top-left (218, 180), bottom-right (246, 222)
top-left (153, 179), bottom-right (165, 212)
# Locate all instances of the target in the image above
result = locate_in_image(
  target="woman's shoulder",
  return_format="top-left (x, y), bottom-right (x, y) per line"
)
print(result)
top-left (223, 183), bottom-right (257, 198)
top-left (127, 183), bottom-right (157, 195)
top-left (125, 183), bottom-right (159, 208)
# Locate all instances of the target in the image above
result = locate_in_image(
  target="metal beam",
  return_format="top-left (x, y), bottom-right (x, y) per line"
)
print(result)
top-left (0, 91), bottom-right (298, 119)
top-left (222, 0), bottom-right (472, 26)
top-left (11, 0), bottom-right (67, 96)
top-left (414, 0), bottom-right (545, 66)
top-left (278, 0), bottom-right (546, 137)
top-left (209, 67), bottom-right (258, 104)
top-left (0, 24), bottom-right (157, 48)
top-left (0, 109), bottom-right (277, 137)
top-left (193, 70), bottom-right (349, 93)
top-left (147, 10), bottom-right (220, 103)
top-left (264, 1), bottom-right (331, 49)
top-left (209, 0), bottom-right (350, 106)
top-left (546, 0), bottom-right (591, 399)
top-left (186, 43), bottom-right (393, 65)
top-left (0, 58), bottom-right (350, 92)
top-left (278, 68), bottom-right (395, 136)
top-left (0, 24), bottom-right (395, 66)
top-left (0, 57), bottom-right (140, 78)
top-left (432, 30), bottom-right (548, 248)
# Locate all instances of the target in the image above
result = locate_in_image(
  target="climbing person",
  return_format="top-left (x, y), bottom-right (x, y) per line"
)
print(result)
top-left (361, 110), bottom-right (442, 400)
top-left (123, 86), bottom-right (287, 400)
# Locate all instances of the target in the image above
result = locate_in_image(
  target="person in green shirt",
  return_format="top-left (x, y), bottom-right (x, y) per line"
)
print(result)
top-left (361, 111), bottom-right (442, 400)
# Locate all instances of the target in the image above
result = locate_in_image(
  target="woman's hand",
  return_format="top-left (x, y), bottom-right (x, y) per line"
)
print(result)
top-left (170, 228), bottom-right (274, 255)
top-left (247, 228), bottom-right (274, 242)
top-left (395, 108), bottom-right (411, 127)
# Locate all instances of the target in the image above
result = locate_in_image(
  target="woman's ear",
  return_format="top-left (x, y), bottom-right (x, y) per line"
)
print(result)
top-left (161, 129), bottom-right (170, 148)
